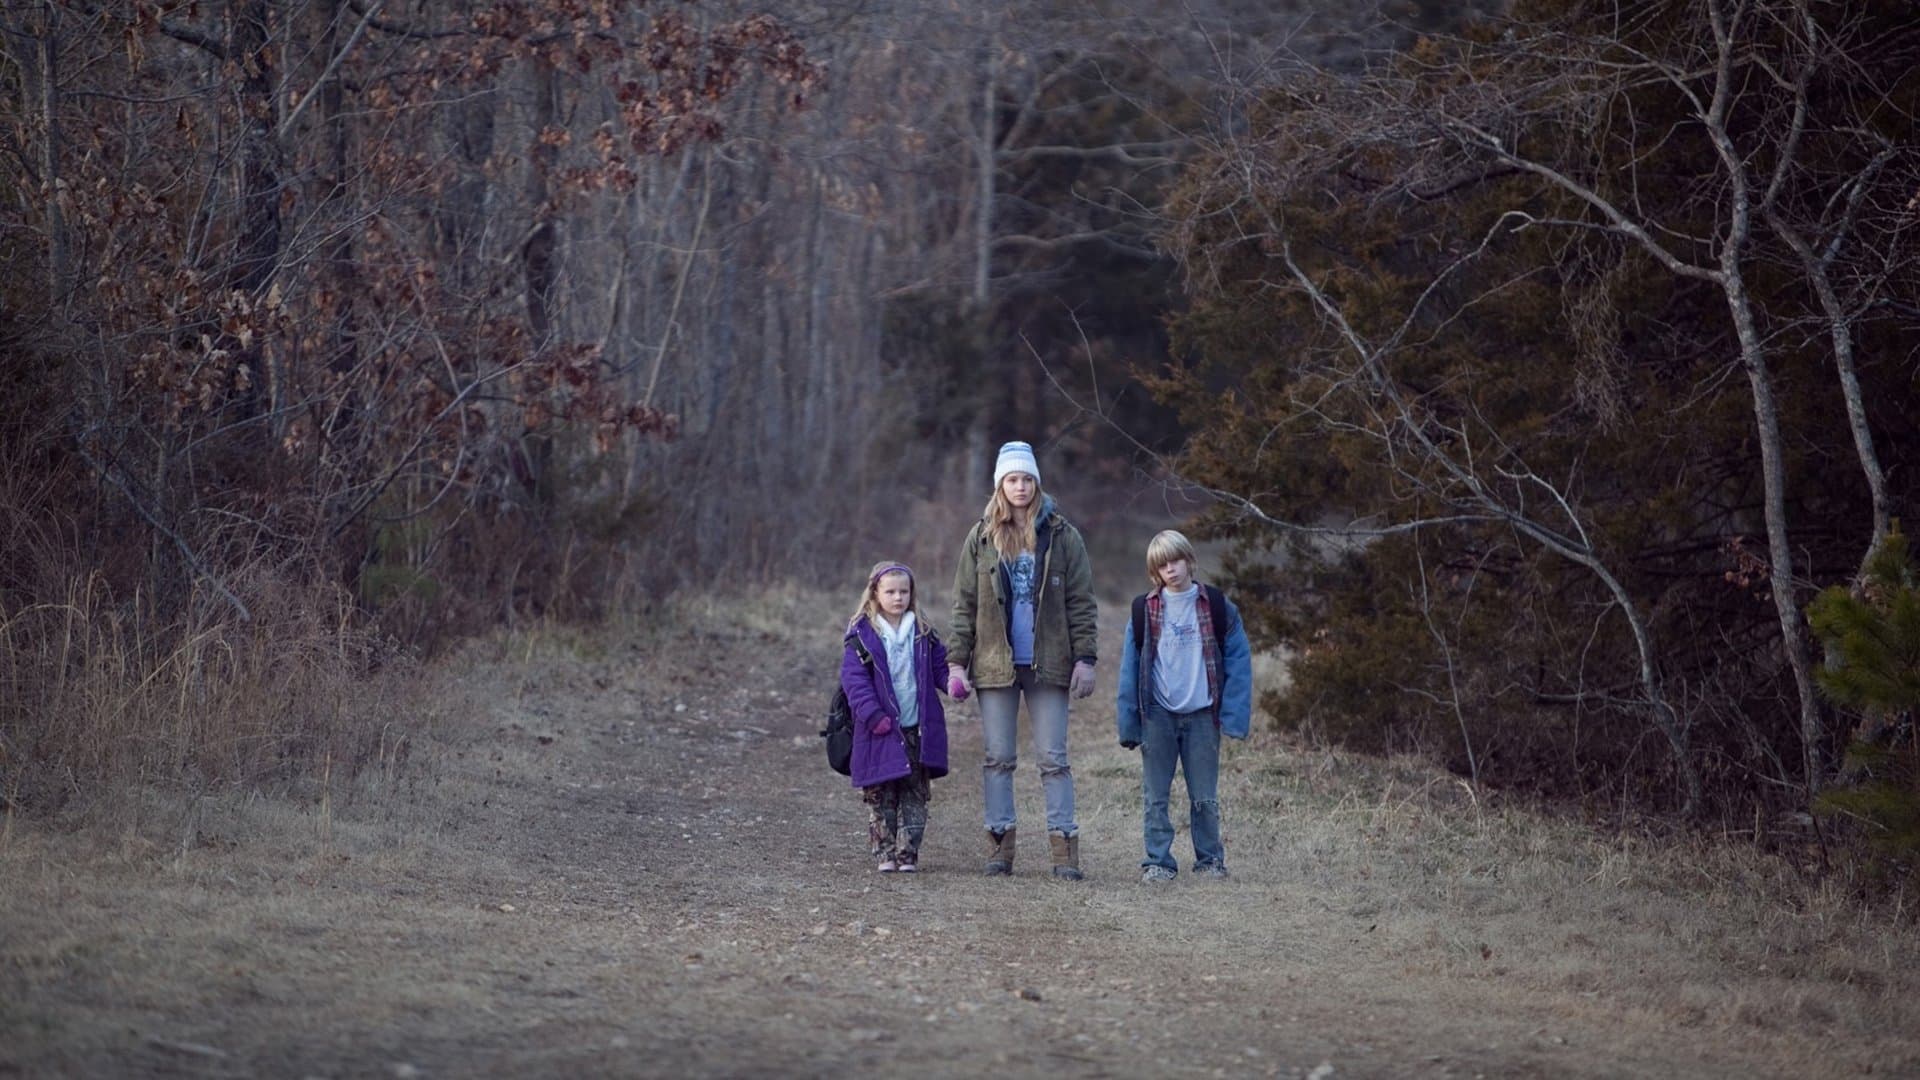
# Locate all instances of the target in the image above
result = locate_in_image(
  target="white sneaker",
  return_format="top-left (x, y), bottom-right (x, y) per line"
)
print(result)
top-left (1141, 865), bottom-right (1176, 883)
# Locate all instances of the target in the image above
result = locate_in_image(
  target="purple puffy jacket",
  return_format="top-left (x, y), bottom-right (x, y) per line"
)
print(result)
top-left (840, 616), bottom-right (950, 788)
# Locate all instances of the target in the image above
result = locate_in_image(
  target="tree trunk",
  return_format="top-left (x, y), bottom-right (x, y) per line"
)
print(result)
top-left (804, 169), bottom-right (833, 489)
top-left (233, 0), bottom-right (279, 297)
top-left (220, 0), bottom-right (281, 440)
top-left (524, 60), bottom-right (558, 350)
top-left (1766, 211), bottom-right (1893, 567)
top-left (972, 36), bottom-right (996, 311)
top-left (962, 34), bottom-right (1000, 498)
top-left (521, 53), bottom-right (559, 506)
top-left (37, 1), bottom-right (66, 310)
top-left (1808, 261), bottom-right (1890, 566)
top-left (1723, 268), bottom-right (1826, 792)
top-left (316, 0), bottom-right (356, 443)
top-left (1701, 0), bottom-right (1826, 794)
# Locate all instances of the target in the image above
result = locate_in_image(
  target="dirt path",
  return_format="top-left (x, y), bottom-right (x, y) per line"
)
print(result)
top-left (5, 596), bottom-right (1918, 1078)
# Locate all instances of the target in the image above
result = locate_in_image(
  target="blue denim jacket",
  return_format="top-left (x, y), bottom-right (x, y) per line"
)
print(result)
top-left (1116, 587), bottom-right (1254, 744)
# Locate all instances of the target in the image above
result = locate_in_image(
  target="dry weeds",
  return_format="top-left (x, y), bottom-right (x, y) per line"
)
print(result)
top-left (0, 570), bottom-right (417, 817)
top-left (3, 586), bottom-right (1918, 1078)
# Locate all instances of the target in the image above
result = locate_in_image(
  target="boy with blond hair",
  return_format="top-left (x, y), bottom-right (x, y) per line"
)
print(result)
top-left (1115, 530), bottom-right (1253, 881)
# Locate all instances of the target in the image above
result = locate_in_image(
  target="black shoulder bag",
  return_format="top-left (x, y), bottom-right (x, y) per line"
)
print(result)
top-left (821, 637), bottom-right (874, 776)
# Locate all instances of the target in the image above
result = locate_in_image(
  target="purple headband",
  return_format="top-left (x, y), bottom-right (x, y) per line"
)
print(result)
top-left (870, 563), bottom-right (913, 584)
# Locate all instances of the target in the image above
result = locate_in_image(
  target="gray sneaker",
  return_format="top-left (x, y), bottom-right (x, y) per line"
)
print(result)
top-left (1141, 865), bottom-right (1176, 883)
top-left (1195, 864), bottom-right (1231, 880)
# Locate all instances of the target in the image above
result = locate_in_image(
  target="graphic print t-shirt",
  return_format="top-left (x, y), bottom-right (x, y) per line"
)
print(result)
top-left (1152, 585), bottom-right (1212, 713)
top-left (1008, 552), bottom-right (1037, 666)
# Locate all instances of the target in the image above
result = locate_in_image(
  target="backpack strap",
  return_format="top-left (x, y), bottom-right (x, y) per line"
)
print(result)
top-left (1204, 584), bottom-right (1229, 649)
top-left (1131, 594), bottom-right (1148, 651)
top-left (847, 633), bottom-right (873, 666)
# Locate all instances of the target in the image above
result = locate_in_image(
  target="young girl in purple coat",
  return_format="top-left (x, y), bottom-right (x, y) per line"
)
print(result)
top-left (841, 562), bottom-right (955, 872)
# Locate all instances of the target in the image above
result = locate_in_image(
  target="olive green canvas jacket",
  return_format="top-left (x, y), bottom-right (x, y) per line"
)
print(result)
top-left (948, 499), bottom-right (1098, 689)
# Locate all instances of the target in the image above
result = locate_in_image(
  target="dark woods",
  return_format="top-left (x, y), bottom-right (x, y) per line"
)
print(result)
top-left (1160, 0), bottom-right (1920, 839)
top-left (4, 1), bottom-right (818, 638)
top-left (4, 0), bottom-right (1919, 868)
top-left (2, 0), bottom-right (832, 793)
top-left (0, 0), bottom-right (1259, 796)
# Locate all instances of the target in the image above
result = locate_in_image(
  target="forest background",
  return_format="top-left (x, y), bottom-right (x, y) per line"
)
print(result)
top-left (3, 0), bottom-right (1918, 876)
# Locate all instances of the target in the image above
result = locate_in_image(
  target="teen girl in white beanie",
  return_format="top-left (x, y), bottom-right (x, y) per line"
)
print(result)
top-left (947, 441), bottom-right (1099, 879)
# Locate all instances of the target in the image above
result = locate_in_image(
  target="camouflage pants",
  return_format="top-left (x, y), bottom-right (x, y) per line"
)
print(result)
top-left (864, 726), bottom-right (931, 861)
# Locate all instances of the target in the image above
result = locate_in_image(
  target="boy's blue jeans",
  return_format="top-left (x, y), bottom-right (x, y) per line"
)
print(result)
top-left (1140, 699), bottom-right (1223, 872)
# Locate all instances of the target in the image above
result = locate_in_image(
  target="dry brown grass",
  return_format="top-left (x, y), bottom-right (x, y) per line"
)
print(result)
top-left (6, 582), bottom-right (1920, 1077)
top-left (1050, 617), bottom-right (1920, 1065)
top-left (1076, 728), bottom-right (1920, 1051)
top-left (705, 580), bottom-right (1920, 1004)
top-left (0, 566), bottom-right (429, 823)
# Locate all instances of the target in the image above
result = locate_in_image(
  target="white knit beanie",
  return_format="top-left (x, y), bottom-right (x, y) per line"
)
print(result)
top-left (993, 441), bottom-right (1041, 489)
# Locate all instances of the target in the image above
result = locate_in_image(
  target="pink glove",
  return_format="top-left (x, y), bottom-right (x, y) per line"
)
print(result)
top-left (947, 674), bottom-right (970, 701)
top-left (871, 716), bottom-right (895, 736)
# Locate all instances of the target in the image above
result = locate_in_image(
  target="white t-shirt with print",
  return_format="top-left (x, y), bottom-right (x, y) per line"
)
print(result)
top-left (1151, 585), bottom-right (1212, 713)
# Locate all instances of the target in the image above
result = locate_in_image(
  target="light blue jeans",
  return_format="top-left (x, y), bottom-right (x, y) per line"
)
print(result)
top-left (1141, 699), bottom-right (1223, 872)
top-left (977, 667), bottom-right (1076, 836)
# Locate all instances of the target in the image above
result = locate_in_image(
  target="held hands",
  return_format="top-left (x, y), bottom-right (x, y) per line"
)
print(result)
top-left (937, 663), bottom-right (1090, 699)
top-left (1069, 661), bottom-right (1096, 700)
top-left (947, 664), bottom-right (972, 701)
top-left (871, 715), bottom-right (895, 737)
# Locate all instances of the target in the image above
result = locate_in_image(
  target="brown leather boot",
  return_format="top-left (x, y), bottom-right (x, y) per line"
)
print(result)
top-left (1049, 831), bottom-right (1083, 881)
top-left (983, 827), bottom-right (1015, 876)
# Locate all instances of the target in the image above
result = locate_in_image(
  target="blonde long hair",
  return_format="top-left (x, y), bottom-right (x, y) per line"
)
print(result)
top-left (849, 561), bottom-right (925, 631)
top-left (982, 483), bottom-right (1043, 560)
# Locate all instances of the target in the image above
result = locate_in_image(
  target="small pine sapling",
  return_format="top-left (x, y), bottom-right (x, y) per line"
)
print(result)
top-left (1807, 525), bottom-right (1920, 870)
